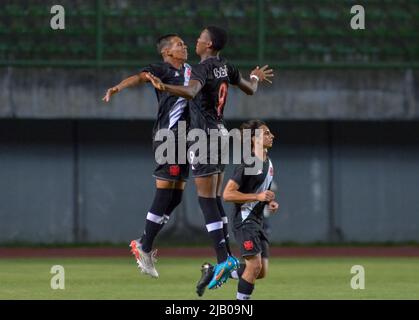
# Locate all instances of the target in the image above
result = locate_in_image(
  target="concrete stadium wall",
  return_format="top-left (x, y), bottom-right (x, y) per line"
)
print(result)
top-left (0, 68), bottom-right (418, 120)
top-left (1, 119), bottom-right (418, 244)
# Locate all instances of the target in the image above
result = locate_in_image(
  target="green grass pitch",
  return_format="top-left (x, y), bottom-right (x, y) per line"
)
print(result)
top-left (1, 257), bottom-right (418, 299)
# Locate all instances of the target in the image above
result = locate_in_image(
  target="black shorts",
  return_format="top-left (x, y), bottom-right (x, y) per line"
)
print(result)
top-left (188, 124), bottom-right (228, 178)
top-left (233, 219), bottom-right (270, 258)
top-left (152, 133), bottom-right (189, 182)
top-left (190, 161), bottom-right (226, 178)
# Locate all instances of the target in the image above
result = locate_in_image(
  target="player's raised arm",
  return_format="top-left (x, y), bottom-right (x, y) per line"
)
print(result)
top-left (236, 65), bottom-right (274, 95)
top-left (102, 72), bottom-right (150, 102)
top-left (223, 179), bottom-right (275, 204)
top-left (146, 73), bottom-right (202, 100)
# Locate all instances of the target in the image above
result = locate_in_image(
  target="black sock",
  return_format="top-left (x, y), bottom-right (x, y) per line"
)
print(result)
top-left (216, 196), bottom-right (232, 256)
top-left (198, 196), bottom-right (228, 263)
top-left (157, 189), bottom-right (183, 233)
top-left (167, 189), bottom-right (183, 215)
top-left (237, 278), bottom-right (254, 300)
top-left (141, 188), bottom-right (173, 253)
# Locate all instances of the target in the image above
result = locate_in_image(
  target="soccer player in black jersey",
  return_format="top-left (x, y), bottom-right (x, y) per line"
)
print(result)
top-left (147, 26), bottom-right (274, 289)
top-left (197, 120), bottom-right (279, 299)
top-left (103, 34), bottom-right (190, 278)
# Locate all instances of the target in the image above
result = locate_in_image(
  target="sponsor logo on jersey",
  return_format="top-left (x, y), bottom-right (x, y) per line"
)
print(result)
top-left (213, 65), bottom-right (228, 78)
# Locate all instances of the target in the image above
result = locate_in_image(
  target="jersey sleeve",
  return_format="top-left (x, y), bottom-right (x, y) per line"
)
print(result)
top-left (227, 63), bottom-right (241, 85)
top-left (139, 63), bottom-right (165, 78)
top-left (230, 164), bottom-right (247, 187)
top-left (190, 63), bottom-right (208, 86)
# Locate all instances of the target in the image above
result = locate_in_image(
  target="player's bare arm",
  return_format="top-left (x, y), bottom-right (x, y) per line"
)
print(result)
top-left (147, 73), bottom-right (202, 100)
top-left (237, 65), bottom-right (274, 95)
top-left (102, 72), bottom-right (150, 102)
top-left (223, 179), bottom-right (275, 203)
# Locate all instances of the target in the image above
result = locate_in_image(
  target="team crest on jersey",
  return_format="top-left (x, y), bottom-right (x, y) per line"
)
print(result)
top-left (243, 240), bottom-right (254, 251)
top-left (174, 71), bottom-right (180, 77)
top-left (270, 167), bottom-right (274, 176)
top-left (169, 165), bottom-right (180, 176)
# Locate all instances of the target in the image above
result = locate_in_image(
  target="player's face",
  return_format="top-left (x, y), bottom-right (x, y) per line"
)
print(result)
top-left (168, 37), bottom-right (188, 61)
top-left (196, 30), bottom-right (211, 55)
top-left (260, 125), bottom-right (275, 148)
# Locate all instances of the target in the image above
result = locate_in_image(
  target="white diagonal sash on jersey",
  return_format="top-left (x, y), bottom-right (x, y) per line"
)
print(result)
top-left (240, 159), bottom-right (274, 221)
top-left (168, 63), bottom-right (191, 129)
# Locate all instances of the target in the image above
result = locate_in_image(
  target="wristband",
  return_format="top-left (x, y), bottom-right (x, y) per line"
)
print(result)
top-left (250, 74), bottom-right (260, 82)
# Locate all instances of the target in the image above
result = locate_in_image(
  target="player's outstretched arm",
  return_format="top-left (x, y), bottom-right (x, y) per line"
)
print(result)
top-left (223, 179), bottom-right (275, 204)
top-left (102, 72), bottom-right (149, 102)
top-left (146, 73), bottom-right (202, 99)
top-left (237, 65), bottom-right (274, 95)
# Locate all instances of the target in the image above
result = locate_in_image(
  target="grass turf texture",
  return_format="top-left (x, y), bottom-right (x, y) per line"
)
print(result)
top-left (1, 257), bottom-right (418, 299)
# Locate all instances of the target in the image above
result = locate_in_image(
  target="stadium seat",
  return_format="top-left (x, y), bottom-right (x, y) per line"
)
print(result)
top-left (1, 0), bottom-right (417, 66)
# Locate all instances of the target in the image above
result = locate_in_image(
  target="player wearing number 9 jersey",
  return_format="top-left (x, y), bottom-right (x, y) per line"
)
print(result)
top-left (189, 55), bottom-right (239, 132)
top-left (147, 26), bottom-right (274, 290)
top-left (186, 53), bottom-right (240, 177)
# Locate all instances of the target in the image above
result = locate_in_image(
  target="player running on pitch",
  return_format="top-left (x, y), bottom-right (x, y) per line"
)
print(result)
top-left (196, 120), bottom-right (278, 299)
top-left (103, 34), bottom-right (190, 278)
top-left (147, 26), bottom-right (274, 289)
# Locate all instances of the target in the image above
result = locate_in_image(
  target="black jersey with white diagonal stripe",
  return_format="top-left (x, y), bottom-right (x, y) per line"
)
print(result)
top-left (140, 62), bottom-right (191, 136)
top-left (189, 56), bottom-right (240, 131)
top-left (230, 157), bottom-right (274, 225)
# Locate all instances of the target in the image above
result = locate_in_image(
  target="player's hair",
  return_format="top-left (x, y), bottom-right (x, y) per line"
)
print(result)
top-left (156, 34), bottom-right (179, 55)
top-left (205, 26), bottom-right (227, 51)
top-left (240, 119), bottom-right (267, 149)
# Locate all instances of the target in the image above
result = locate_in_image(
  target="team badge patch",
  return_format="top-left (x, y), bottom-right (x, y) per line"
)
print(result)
top-left (169, 165), bottom-right (180, 176)
top-left (243, 240), bottom-right (254, 251)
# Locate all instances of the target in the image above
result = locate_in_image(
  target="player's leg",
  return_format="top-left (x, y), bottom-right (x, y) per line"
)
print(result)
top-left (195, 174), bottom-right (229, 264)
top-left (140, 179), bottom-right (180, 252)
top-left (257, 240), bottom-right (269, 279)
top-left (196, 243), bottom-right (263, 296)
top-left (130, 179), bottom-right (183, 278)
top-left (230, 262), bottom-right (246, 279)
top-left (237, 254), bottom-right (262, 300)
top-left (216, 172), bottom-right (232, 255)
top-left (137, 160), bottom-right (188, 253)
top-left (195, 174), bottom-right (238, 289)
top-left (154, 180), bottom-right (186, 235)
top-left (257, 258), bottom-right (268, 279)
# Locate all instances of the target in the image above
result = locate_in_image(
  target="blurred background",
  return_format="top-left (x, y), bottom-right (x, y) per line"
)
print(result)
top-left (1, 0), bottom-right (418, 245)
